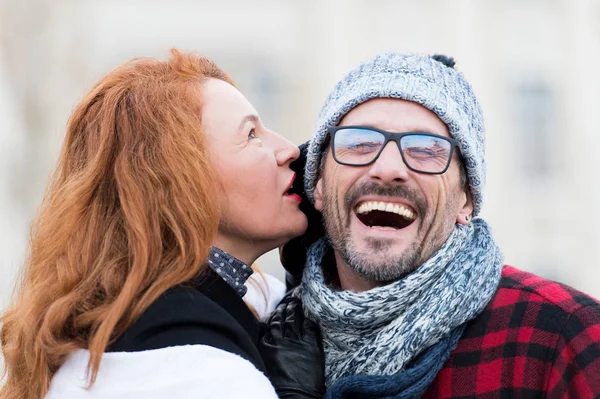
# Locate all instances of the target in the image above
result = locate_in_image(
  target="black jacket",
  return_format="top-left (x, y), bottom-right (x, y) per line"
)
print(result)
top-left (108, 269), bottom-right (266, 372)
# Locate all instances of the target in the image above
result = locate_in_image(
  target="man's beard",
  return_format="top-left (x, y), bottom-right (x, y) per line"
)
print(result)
top-left (321, 179), bottom-right (449, 283)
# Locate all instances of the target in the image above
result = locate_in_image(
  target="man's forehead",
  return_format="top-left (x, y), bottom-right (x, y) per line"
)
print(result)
top-left (338, 98), bottom-right (450, 138)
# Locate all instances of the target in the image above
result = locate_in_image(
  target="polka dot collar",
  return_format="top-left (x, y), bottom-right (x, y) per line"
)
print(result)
top-left (207, 247), bottom-right (254, 297)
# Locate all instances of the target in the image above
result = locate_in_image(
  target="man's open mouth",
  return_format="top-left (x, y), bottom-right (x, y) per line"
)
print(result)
top-left (354, 201), bottom-right (417, 231)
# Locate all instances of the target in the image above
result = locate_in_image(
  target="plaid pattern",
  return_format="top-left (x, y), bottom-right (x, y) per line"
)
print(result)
top-left (424, 266), bottom-right (600, 398)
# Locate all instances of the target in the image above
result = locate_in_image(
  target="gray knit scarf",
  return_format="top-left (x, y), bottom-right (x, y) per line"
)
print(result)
top-left (301, 219), bottom-right (503, 387)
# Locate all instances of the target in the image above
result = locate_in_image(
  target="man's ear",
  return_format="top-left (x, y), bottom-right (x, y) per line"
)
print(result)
top-left (456, 188), bottom-right (474, 225)
top-left (314, 177), bottom-right (324, 211)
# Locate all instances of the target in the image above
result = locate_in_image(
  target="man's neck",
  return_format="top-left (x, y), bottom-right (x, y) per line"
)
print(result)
top-left (333, 251), bottom-right (383, 292)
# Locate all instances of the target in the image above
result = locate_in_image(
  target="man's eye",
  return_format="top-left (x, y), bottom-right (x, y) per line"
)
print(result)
top-left (248, 128), bottom-right (257, 140)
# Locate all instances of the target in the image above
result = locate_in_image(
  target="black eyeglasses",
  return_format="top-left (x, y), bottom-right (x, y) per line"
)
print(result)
top-left (327, 126), bottom-right (459, 175)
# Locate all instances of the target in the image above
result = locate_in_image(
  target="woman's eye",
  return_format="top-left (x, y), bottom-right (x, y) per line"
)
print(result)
top-left (248, 128), bottom-right (257, 140)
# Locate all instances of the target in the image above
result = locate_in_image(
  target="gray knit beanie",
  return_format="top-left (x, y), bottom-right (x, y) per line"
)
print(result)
top-left (304, 52), bottom-right (486, 216)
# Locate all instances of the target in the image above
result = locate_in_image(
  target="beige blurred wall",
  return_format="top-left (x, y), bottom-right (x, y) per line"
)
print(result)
top-left (1, 0), bottom-right (599, 314)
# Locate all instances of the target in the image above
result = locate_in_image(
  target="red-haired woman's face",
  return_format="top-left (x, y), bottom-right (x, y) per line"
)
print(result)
top-left (201, 79), bottom-right (308, 263)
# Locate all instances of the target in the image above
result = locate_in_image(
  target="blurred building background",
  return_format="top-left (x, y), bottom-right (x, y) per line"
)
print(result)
top-left (1, 0), bottom-right (599, 316)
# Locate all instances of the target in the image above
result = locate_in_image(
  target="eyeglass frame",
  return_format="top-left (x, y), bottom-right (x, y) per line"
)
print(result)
top-left (326, 125), bottom-right (460, 175)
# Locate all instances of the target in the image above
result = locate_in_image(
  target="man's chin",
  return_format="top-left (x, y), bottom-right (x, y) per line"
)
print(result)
top-left (341, 238), bottom-right (421, 282)
top-left (349, 231), bottom-right (416, 256)
top-left (345, 254), bottom-right (417, 283)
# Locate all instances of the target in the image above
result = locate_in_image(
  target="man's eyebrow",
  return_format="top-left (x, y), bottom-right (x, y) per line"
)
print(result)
top-left (238, 114), bottom-right (259, 130)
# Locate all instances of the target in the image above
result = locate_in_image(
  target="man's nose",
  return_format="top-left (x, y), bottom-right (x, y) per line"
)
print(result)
top-left (367, 141), bottom-right (409, 183)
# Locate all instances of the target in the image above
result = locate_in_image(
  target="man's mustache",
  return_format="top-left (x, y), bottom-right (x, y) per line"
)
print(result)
top-left (344, 181), bottom-right (427, 217)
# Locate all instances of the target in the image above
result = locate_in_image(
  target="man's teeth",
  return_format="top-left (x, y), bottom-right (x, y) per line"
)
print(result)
top-left (355, 201), bottom-right (416, 220)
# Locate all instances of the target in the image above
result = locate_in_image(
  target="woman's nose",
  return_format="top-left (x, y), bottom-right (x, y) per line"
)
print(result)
top-left (275, 135), bottom-right (300, 166)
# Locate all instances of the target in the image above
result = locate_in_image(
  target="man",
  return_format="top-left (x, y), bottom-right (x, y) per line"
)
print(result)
top-left (279, 53), bottom-right (600, 398)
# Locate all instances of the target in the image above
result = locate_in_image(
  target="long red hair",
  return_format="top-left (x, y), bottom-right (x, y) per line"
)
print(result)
top-left (0, 49), bottom-right (234, 399)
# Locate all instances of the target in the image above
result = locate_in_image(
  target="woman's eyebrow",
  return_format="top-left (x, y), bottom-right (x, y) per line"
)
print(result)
top-left (238, 114), bottom-right (259, 130)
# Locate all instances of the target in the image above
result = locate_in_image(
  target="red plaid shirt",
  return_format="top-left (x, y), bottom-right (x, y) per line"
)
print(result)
top-left (424, 266), bottom-right (600, 398)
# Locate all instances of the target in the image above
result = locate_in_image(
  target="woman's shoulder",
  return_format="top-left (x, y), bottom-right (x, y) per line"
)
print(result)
top-left (108, 282), bottom-right (264, 369)
top-left (46, 346), bottom-right (278, 399)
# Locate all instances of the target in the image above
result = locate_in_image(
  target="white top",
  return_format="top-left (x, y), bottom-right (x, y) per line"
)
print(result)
top-left (45, 345), bottom-right (278, 399)
top-left (244, 272), bottom-right (286, 318)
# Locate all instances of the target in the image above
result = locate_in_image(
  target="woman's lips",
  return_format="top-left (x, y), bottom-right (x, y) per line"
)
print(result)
top-left (284, 193), bottom-right (302, 203)
top-left (284, 173), bottom-right (296, 194)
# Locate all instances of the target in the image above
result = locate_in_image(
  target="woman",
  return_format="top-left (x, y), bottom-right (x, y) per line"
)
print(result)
top-left (0, 49), bottom-right (323, 399)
